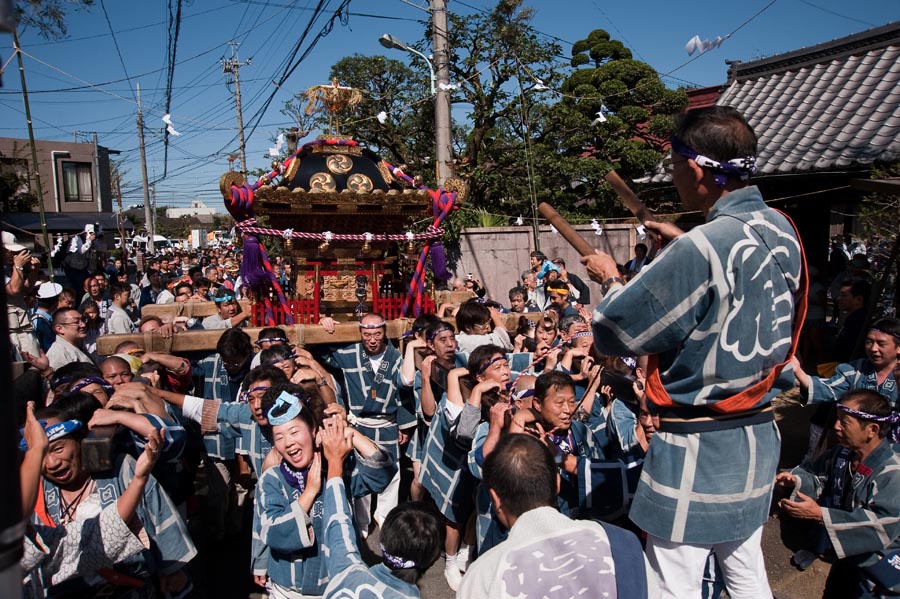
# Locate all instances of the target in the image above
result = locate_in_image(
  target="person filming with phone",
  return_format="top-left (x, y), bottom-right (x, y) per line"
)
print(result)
top-left (4, 231), bottom-right (42, 358)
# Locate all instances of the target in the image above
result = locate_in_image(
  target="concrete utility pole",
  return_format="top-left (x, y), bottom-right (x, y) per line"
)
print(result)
top-left (136, 83), bottom-right (154, 243)
top-left (222, 41), bottom-right (251, 175)
top-left (431, 0), bottom-right (454, 186)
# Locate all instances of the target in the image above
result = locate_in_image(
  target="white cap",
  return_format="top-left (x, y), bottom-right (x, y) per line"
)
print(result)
top-left (2, 231), bottom-right (26, 253)
top-left (36, 282), bottom-right (63, 300)
top-left (84, 224), bottom-right (95, 234)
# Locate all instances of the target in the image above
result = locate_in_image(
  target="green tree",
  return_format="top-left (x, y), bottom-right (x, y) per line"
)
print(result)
top-left (15, 0), bottom-right (95, 39)
top-left (0, 169), bottom-right (39, 212)
top-left (441, 0), bottom-right (561, 207)
top-left (528, 29), bottom-right (687, 217)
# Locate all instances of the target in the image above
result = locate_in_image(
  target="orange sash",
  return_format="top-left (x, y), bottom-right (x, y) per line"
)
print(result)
top-left (646, 209), bottom-right (808, 415)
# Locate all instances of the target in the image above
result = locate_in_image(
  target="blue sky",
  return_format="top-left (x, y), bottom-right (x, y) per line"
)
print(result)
top-left (1, 0), bottom-right (898, 211)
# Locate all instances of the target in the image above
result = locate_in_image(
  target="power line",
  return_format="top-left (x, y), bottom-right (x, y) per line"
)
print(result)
top-left (99, 0), bottom-right (137, 102)
top-left (796, 0), bottom-right (876, 27)
top-left (161, 0), bottom-right (184, 179)
top-left (663, 0), bottom-right (780, 77)
top-left (0, 42), bottom-right (229, 95)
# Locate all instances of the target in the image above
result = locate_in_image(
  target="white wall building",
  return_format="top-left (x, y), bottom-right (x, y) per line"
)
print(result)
top-left (165, 200), bottom-right (217, 219)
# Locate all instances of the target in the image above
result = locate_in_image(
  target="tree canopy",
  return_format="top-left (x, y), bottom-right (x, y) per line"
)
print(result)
top-left (279, 2), bottom-right (688, 228)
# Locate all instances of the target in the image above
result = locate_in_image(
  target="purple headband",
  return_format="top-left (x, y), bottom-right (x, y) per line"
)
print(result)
top-left (671, 136), bottom-right (757, 188)
top-left (255, 337), bottom-right (288, 347)
top-left (240, 385), bottom-right (271, 403)
top-left (514, 388), bottom-right (535, 402)
top-left (359, 320), bottom-right (386, 330)
top-left (837, 403), bottom-right (900, 443)
top-left (570, 331), bottom-right (593, 339)
top-left (69, 376), bottom-right (114, 398)
top-left (477, 355), bottom-right (508, 376)
top-left (380, 544), bottom-right (416, 569)
top-left (870, 327), bottom-right (900, 342)
top-left (427, 325), bottom-right (454, 342)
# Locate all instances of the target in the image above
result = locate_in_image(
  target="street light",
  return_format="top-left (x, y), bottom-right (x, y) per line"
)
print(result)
top-left (379, 34), bottom-right (436, 95)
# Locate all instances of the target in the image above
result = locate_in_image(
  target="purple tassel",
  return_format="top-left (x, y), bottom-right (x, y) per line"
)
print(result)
top-left (240, 235), bottom-right (273, 289)
top-left (431, 242), bottom-right (451, 281)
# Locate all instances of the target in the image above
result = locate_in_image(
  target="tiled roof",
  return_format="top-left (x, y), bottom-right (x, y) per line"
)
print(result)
top-left (645, 22), bottom-right (900, 183)
top-left (718, 22), bottom-right (900, 176)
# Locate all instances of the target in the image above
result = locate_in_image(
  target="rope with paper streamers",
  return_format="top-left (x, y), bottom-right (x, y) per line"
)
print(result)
top-left (233, 219), bottom-right (445, 243)
top-left (225, 139), bottom-right (458, 321)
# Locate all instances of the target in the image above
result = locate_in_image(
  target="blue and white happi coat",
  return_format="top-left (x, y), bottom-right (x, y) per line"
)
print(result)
top-left (418, 396), bottom-right (476, 524)
top-left (201, 399), bottom-right (273, 476)
top-left (805, 359), bottom-right (898, 408)
top-left (253, 447), bottom-right (396, 596)
top-left (322, 478), bottom-right (422, 599)
top-left (593, 186), bottom-right (802, 544)
top-left (200, 398), bottom-right (274, 576)
top-left (791, 440), bottom-right (900, 593)
top-left (319, 342), bottom-right (415, 462)
top-left (603, 399), bottom-right (647, 502)
top-left (192, 352), bottom-right (243, 460)
top-left (35, 455), bottom-right (197, 594)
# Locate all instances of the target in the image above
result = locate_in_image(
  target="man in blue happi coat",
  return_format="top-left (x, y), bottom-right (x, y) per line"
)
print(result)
top-left (315, 312), bottom-right (416, 533)
top-left (778, 390), bottom-right (900, 598)
top-left (582, 106), bottom-right (804, 598)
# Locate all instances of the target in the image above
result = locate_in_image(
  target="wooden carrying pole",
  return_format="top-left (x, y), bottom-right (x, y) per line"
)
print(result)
top-left (537, 203), bottom-right (596, 257)
top-left (96, 313), bottom-right (544, 355)
top-left (604, 171), bottom-right (653, 223)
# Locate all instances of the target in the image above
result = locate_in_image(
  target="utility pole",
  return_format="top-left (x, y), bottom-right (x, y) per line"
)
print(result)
top-left (222, 41), bottom-right (251, 175)
top-left (136, 84), bottom-right (154, 244)
top-left (13, 30), bottom-right (54, 278)
top-left (431, 0), bottom-right (454, 186)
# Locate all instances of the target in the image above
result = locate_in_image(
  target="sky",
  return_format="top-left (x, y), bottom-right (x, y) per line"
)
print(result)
top-left (1, 0), bottom-right (898, 212)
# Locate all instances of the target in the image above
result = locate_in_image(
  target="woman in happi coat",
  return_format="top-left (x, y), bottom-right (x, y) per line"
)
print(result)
top-left (419, 343), bottom-right (511, 590)
top-left (793, 317), bottom-right (900, 457)
top-left (30, 399), bottom-right (196, 598)
top-left (253, 383), bottom-right (395, 599)
top-left (19, 402), bottom-right (160, 598)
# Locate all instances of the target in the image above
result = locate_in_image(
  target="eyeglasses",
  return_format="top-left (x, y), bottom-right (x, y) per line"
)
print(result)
top-left (59, 317), bottom-right (87, 326)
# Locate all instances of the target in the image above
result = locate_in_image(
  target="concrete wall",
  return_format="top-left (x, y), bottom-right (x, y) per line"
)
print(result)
top-left (454, 223), bottom-right (644, 305)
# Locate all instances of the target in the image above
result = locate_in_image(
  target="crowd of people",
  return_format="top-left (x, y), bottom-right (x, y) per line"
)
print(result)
top-left (6, 106), bottom-right (900, 599)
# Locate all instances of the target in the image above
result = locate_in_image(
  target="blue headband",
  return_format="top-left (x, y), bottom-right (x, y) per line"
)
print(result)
top-left (20, 419), bottom-right (82, 451)
top-left (267, 391), bottom-right (302, 425)
top-left (671, 136), bottom-right (757, 188)
top-left (214, 293), bottom-right (236, 303)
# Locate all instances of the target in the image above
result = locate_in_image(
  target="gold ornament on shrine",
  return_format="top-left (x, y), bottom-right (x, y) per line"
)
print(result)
top-left (304, 79), bottom-right (364, 136)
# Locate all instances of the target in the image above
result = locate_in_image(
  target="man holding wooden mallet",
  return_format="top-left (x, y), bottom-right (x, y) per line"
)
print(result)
top-left (579, 106), bottom-right (806, 598)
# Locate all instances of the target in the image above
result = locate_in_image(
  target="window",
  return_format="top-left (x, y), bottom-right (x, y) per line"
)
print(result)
top-left (62, 161), bottom-right (93, 202)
